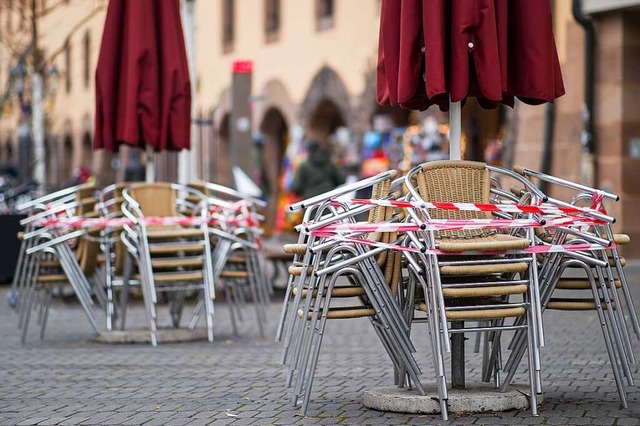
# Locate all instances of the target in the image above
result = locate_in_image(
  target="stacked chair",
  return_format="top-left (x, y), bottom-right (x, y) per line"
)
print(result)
top-left (95, 182), bottom-right (139, 331)
top-left (10, 179), bottom-right (270, 346)
top-left (120, 182), bottom-right (216, 346)
top-left (186, 181), bottom-right (270, 337)
top-left (10, 183), bottom-right (102, 343)
top-left (501, 166), bottom-right (638, 408)
top-left (278, 160), bottom-right (636, 420)
top-left (277, 171), bottom-right (427, 415)
top-left (402, 161), bottom-right (546, 420)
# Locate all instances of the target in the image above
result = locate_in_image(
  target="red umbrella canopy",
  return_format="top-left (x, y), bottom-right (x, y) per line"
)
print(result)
top-left (94, 0), bottom-right (191, 152)
top-left (377, 0), bottom-right (565, 111)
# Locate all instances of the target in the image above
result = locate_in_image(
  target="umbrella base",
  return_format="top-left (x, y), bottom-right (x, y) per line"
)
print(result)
top-left (94, 327), bottom-right (208, 344)
top-left (364, 384), bottom-right (540, 414)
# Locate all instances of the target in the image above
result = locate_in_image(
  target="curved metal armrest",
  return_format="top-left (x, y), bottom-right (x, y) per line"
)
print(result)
top-left (26, 229), bottom-right (85, 255)
top-left (17, 183), bottom-right (95, 212)
top-left (20, 198), bottom-right (81, 226)
top-left (513, 165), bottom-right (619, 201)
top-left (195, 180), bottom-right (268, 208)
top-left (289, 170), bottom-right (396, 211)
top-left (486, 164), bottom-right (548, 203)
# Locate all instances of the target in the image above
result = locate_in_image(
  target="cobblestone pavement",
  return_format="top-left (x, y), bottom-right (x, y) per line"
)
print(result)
top-left (2, 265), bottom-right (640, 425)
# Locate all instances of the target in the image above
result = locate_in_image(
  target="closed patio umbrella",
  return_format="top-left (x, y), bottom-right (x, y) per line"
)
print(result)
top-left (94, 0), bottom-right (191, 174)
top-left (377, 0), bottom-right (565, 159)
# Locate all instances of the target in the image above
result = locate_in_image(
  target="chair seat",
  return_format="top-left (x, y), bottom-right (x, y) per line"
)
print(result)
top-left (542, 233), bottom-right (630, 246)
top-left (547, 298), bottom-right (614, 311)
top-left (288, 265), bottom-right (314, 276)
top-left (220, 270), bottom-right (249, 279)
top-left (437, 233), bottom-right (530, 252)
top-left (442, 284), bottom-right (528, 298)
top-left (151, 256), bottom-right (204, 268)
top-left (40, 260), bottom-right (61, 268)
top-left (146, 227), bottom-right (205, 239)
top-left (293, 286), bottom-right (367, 298)
top-left (418, 302), bottom-right (526, 320)
top-left (556, 278), bottom-right (621, 290)
top-left (36, 274), bottom-right (68, 283)
top-left (283, 244), bottom-right (307, 255)
top-left (148, 242), bottom-right (205, 254)
top-left (440, 262), bottom-right (529, 276)
top-left (298, 306), bottom-right (376, 320)
top-left (150, 270), bottom-right (203, 282)
top-left (266, 250), bottom-right (295, 260)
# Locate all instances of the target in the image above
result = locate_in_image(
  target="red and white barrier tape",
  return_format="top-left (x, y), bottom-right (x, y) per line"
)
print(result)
top-left (34, 214), bottom-right (262, 231)
top-left (307, 215), bottom-right (604, 234)
top-left (341, 198), bottom-right (601, 216)
top-left (312, 231), bottom-right (615, 256)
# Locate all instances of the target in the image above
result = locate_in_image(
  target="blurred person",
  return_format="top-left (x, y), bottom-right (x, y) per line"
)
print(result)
top-left (291, 140), bottom-right (346, 200)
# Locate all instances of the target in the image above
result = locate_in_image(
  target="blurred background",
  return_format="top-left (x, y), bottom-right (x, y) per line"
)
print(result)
top-left (0, 0), bottom-right (639, 257)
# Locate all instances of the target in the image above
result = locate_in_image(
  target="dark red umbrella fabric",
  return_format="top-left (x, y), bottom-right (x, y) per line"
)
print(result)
top-left (94, 0), bottom-right (191, 152)
top-left (377, 0), bottom-right (565, 111)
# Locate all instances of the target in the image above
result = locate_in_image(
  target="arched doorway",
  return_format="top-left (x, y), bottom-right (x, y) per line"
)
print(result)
top-left (60, 135), bottom-right (73, 184)
top-left (81, 132), bottom-right (93, 171)
top-left (306, 99), bottom-right (346, 143)
top-left (258, 107), bottom-right (289, 233)
top-left (5, 140), bottom-right (13, 164)
top-left (215, 113), bottom-right (232, 187)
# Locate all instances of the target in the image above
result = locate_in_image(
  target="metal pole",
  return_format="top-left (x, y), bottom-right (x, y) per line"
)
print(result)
top-left (30, 0), bottom-right (45, 191)
top-left (31, 72), bottom-right (45, 189)
top-left (178, 0), bottom-right (197, 184)
top-left (451, 322), bottom-right (466, 389)
top-left (449, 100), bottom-right (462, 160)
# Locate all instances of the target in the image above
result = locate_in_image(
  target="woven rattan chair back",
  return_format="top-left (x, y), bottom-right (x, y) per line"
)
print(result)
top-left (417, 160), bottom-right (493, 239)
top-left (127, 182), bottom-right (176, 217)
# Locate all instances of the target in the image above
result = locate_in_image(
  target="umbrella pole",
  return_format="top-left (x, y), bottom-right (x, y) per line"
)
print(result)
top-left (449, 100), bottom-right (462, 160)
top-left (146, 146), bottom-right (155, 183)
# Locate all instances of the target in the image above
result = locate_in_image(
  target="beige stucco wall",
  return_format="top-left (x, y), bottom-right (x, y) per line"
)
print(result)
top-left (195, 0), bottom-right (381, 118)
top-left (1, 0), bottom-right (383, 185)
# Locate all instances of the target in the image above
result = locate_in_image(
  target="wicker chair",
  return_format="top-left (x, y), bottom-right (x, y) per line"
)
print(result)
top-left (186, 181), bottom-right (270, 337)
top-left (19, 226), bottom-right (101, 343)
top-left (279, 171), bottom-right (426, 415)
top-left (10, 183), bottom-right (97, 312)
top-left (121, 182), bottom-right (215, 346)
top-left (95, 182), bottom-right (141, 331)
top-left (501, 166), bottom-right (637, 407)
top-left (404, 160), bottom-right (544, 419)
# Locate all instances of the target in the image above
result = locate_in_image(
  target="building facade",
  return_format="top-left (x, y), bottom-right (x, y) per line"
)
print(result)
top-left (512, 0), bottom-right (640, 256)
top-left (1, 0), bottom-right (639, 251)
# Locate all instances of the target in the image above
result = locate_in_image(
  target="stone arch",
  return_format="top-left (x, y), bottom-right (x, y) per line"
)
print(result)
top-left (60, 134), bottom-right (74, 183)
top-left (258, 106), bottom-right (289, 232)
top-left (300, 66), bottom-right (352, 139)
top-left (81, 131), bottom-right (92, 170)
top-left (215, 112), bottom-right (232, 187)
top-left (5, 138), bottom-right (13, 163)
top-left (255, 79), bottom-right (296, 132)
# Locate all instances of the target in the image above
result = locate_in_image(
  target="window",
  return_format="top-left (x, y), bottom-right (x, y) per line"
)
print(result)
top-left (264, 0), bottom-right (280, 42)
top-left (7, 0), bottom-right (13, 32)
top-left (83, 31), bottom-right (91, 89)
top-left (64, 40), bottom-right (71, 93)
top-left (222, 0), bottom-right (234, 53)
top-left (315, 0), bottom-right (334, 31)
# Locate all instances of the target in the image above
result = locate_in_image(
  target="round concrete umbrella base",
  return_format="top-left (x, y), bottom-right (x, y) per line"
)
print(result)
top-left (94, 328), bottom-right (208, 344)
top-left (364, 384), bottom-right (541, 414)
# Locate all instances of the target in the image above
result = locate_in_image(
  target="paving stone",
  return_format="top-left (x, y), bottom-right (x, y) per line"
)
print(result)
top-left (2, 267), bottom-right (640, 426)
top-left (617, 418), bottom-right (640, 426)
